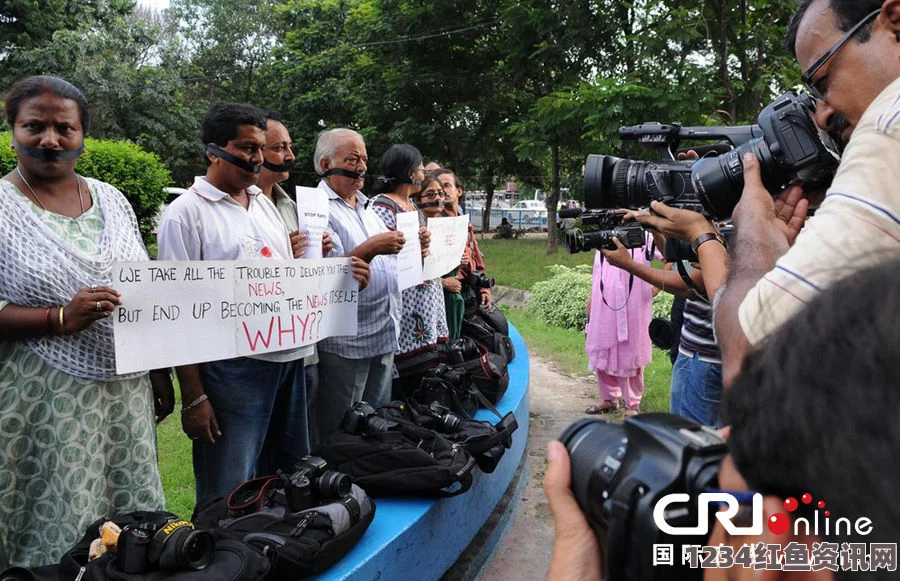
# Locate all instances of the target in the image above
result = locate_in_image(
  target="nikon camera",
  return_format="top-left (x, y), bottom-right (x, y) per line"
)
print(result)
top-left (117, 517), bottom-right (215, 574)
top-left (280, 456), bottom-right (353, 513)
top-left (584, 91), bottom-right (840, 219)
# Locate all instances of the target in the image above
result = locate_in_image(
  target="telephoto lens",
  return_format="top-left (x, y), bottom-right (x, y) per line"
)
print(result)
top-left (560, 413), bottom-right (727, 580)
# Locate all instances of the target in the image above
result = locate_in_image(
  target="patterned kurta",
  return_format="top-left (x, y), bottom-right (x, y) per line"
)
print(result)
top-left (370, 195), bottom-right (449, 361)
top-left (0, 182), bottom-right (164, 568)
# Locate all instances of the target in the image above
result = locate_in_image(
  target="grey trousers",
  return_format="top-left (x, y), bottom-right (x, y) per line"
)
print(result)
top-left (315, 351), bottom-right (394, 443)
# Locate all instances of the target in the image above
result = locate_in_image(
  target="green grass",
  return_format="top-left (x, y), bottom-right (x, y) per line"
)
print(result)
top-left (505, 307), bottom-right (672, 414)
top-left (478, 237), bottom-right (594, 290)
top-left (156, 390), bottom-right (195, 520)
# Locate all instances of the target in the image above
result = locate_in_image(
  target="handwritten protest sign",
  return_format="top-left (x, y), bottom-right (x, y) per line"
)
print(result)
top-left (422, 214), bottom-right (469, 279)
top-left (396, 211), bottom-right (424, 290)
top-left (295, 186), bottom-right (330, 259)
top-left (113, 258), bottom-right (358, 373)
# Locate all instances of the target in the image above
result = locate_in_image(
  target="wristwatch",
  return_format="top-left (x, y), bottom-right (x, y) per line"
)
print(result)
top-left (691, 231), bottom-right (727, 255)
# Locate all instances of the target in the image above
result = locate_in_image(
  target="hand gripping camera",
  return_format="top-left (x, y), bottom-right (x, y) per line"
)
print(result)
top-left (560, 413), bottom-right (727, 580)
top-left (583, 91), bottom-right (840, 219)
top-left (117, 517), bottom-right (215, 574)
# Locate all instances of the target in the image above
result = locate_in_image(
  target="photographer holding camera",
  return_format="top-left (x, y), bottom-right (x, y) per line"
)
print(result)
top-left (637, 0), bottom-right (900, 385)
top-left (546, 257), bottom-right (900, 580)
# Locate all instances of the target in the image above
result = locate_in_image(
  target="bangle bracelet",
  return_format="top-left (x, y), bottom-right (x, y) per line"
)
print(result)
top-left (182, 393), bottom-right (208, 413)
top-left (44, 307), bottom-right (53, 333)
top-left (58, 306), bottom-right (66, 335)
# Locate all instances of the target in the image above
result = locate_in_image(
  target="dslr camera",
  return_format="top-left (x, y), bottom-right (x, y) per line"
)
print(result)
top-left (464, 270), bottom-right (495, 290)
top-left (117, 517), bottom-right (215, 574)
top-left (560, 413), bottom-right (728, 580)
top-left (422, 401), bottom-right (462, 433)
top-left (280, 455), bottom-right (353, 512)
top-left (341, 401), bottom-right (397, 435)
top-left (584, 91), bottom-right (840, 219)
top-left (564, 209), bottom-right (646, 254)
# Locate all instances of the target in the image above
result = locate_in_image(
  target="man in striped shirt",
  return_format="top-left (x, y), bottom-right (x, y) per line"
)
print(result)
top-left (312, 128), bottom-right (406, 442)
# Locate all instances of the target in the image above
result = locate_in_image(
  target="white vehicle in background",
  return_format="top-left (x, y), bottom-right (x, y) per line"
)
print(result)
top-left (155, 187), bottom-right (191, 233)
top-left (511, 200), bottom-right (546, 219)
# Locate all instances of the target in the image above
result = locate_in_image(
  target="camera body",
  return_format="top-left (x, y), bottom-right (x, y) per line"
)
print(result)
top-left (464, 270), bottom-right (495, 290)
top-left (584, 91), bottom-right (839, 219)
top-left (117, 517), bottom-right (215, 574)
top-left (560, 413), bottom-right (727, 580)
top-left (281, 456), bottom-right (353, 513)
top-left (340, 401), bottom-right (397, 435)
top-left (422, 402), bottom-right (461, 432)
top-left (445, 337), bottom-right (480, 365)
top-left (565, 209), bottom-right (646, 253)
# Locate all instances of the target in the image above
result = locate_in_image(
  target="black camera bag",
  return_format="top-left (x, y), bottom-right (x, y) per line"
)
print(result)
top-left (477, 305), bottom-right (510, 336)
top-left (0, 511), bottom-right (269, 581)
top-left (455, 348), bottom-right (510, 406)
top-left (461, 313), bottom-right (515, 363)
top-left (412, 364), bottom-right (479, 416)
top-left (396, 401), bottom-right (519, 473)
top-left (192, 478), bottom-right (374, 580)
top-left (317, 405), bottom-right (476, 497)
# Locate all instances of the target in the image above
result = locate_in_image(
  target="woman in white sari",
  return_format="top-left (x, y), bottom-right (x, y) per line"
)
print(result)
top-left (0, 76), bottom-right (171, 567)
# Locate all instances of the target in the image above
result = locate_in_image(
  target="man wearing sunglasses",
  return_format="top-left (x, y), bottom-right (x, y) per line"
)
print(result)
top-left (712, 0), bottom-right (900, 385)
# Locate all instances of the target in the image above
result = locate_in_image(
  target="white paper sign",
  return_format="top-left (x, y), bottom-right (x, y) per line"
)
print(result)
top-left (422, 214), bottom-right (470, 279)
top-left (396, 211), bottom-right (424, 290)
top-left (112, 258), bottom-right (359, 373)
top-left (295, 186), bottom-right (330, 259)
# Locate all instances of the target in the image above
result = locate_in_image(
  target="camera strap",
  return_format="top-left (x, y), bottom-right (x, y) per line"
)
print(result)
top-left (674, 258), bottom-right (709, 303)
top-left (599, 254), bottom-right (635, 312)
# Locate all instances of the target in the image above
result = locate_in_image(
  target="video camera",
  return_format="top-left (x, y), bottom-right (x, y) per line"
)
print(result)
top-left (560, 414), bottom-right (727, 580)
top-left (584, 91), bottom-right (840, 219)
top-left (564, 209), bottom-right (646, 254)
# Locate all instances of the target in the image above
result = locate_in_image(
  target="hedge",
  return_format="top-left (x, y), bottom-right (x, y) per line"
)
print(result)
top-left (0, 132), bottom-right (170, 245)
top-left (528, 263), bottom-right (681, 331)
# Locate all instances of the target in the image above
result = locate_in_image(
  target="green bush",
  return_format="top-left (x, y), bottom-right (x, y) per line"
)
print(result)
top-left (528, 264), bottom-right (593, 330)
top-left (652, 291), bottom-right (674, 319)
top-left (0, 132), bottom-right (170, 245)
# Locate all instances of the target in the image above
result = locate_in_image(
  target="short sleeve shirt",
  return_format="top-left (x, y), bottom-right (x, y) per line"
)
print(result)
top-left (738, 78), bottom-right (900, 345)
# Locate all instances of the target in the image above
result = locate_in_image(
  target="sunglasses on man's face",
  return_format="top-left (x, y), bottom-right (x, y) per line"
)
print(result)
top-left (801, 9), bottom-right (880, 101)
top-left (421, 189), bottom-right (443, 200)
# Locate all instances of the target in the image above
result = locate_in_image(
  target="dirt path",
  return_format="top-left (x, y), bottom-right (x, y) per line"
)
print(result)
top-left (476, 355), bottom-right (612, 581)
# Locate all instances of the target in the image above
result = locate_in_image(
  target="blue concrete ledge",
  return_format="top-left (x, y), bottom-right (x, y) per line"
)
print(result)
top-left (313, 326), bottom-right (530, 580)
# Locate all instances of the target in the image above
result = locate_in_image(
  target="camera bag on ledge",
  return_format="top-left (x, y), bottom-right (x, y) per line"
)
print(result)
top-left (192, 457), bottom-right (375, 580)
top-left (394, 401), bottom-right (519, 473)
top-left (317, 401), bottom-right (476, 497)
top-left (0, 510), bottom-right (269, 581)
top-left (461, 312), bottom-right (515, 363)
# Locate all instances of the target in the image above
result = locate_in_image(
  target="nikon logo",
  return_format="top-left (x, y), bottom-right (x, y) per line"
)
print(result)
top-left (160, 519), bottom-right (192, 536)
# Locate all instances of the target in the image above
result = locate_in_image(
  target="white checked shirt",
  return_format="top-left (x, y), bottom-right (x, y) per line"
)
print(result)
top-left (317, 180), bottom-right (401, 358)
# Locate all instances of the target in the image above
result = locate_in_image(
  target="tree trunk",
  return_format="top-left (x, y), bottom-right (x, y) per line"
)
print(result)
top-left (483, 169), bottom-right (495, 233)
top-left (546, 144), bottom-right (560, 255)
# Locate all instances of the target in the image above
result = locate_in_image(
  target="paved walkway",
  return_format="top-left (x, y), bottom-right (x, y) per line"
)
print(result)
top-left (476, 356), bottom-right (608, 581)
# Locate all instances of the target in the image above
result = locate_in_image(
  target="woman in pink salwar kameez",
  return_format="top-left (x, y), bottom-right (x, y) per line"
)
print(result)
top-left (584, 240), bottom-right (655, 417)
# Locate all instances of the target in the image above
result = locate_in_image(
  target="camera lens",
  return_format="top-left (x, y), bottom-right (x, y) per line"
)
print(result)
top-left (317, 470), bottom-right (352, 499)
top-left (441, 413), bottom-right (461, 432)
top-left (177, 529), bottom-right (215, 570)
top-left (559, 419), bottom-right (628, 524)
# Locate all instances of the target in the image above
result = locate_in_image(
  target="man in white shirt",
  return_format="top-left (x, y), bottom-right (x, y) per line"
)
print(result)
top-left (157, 103), bottom-right (312, 507)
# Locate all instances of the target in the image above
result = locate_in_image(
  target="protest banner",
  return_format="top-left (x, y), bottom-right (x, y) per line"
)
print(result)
top-left (422, 214), bottom-right (469, 279)
top-left (396, 211), bottom-right (424, 290)
top-left (113, 258), bottom-right (358, 373)
top-left (295, 186), bottom-right (330, 259)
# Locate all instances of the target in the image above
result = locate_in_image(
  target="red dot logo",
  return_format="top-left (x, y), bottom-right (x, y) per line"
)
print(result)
top-left (825, 511), bottom-right (831, 517)
top-left (768, 513), bottom-right (790, 535)
top-left (801, 492), bottom-right (813, 504)
top-left (261, 246), bottom-right (272, 257)
top-left (784, 497), bottom-right (798, 512)
top-left (817, 500), bottom-right (826, 509)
